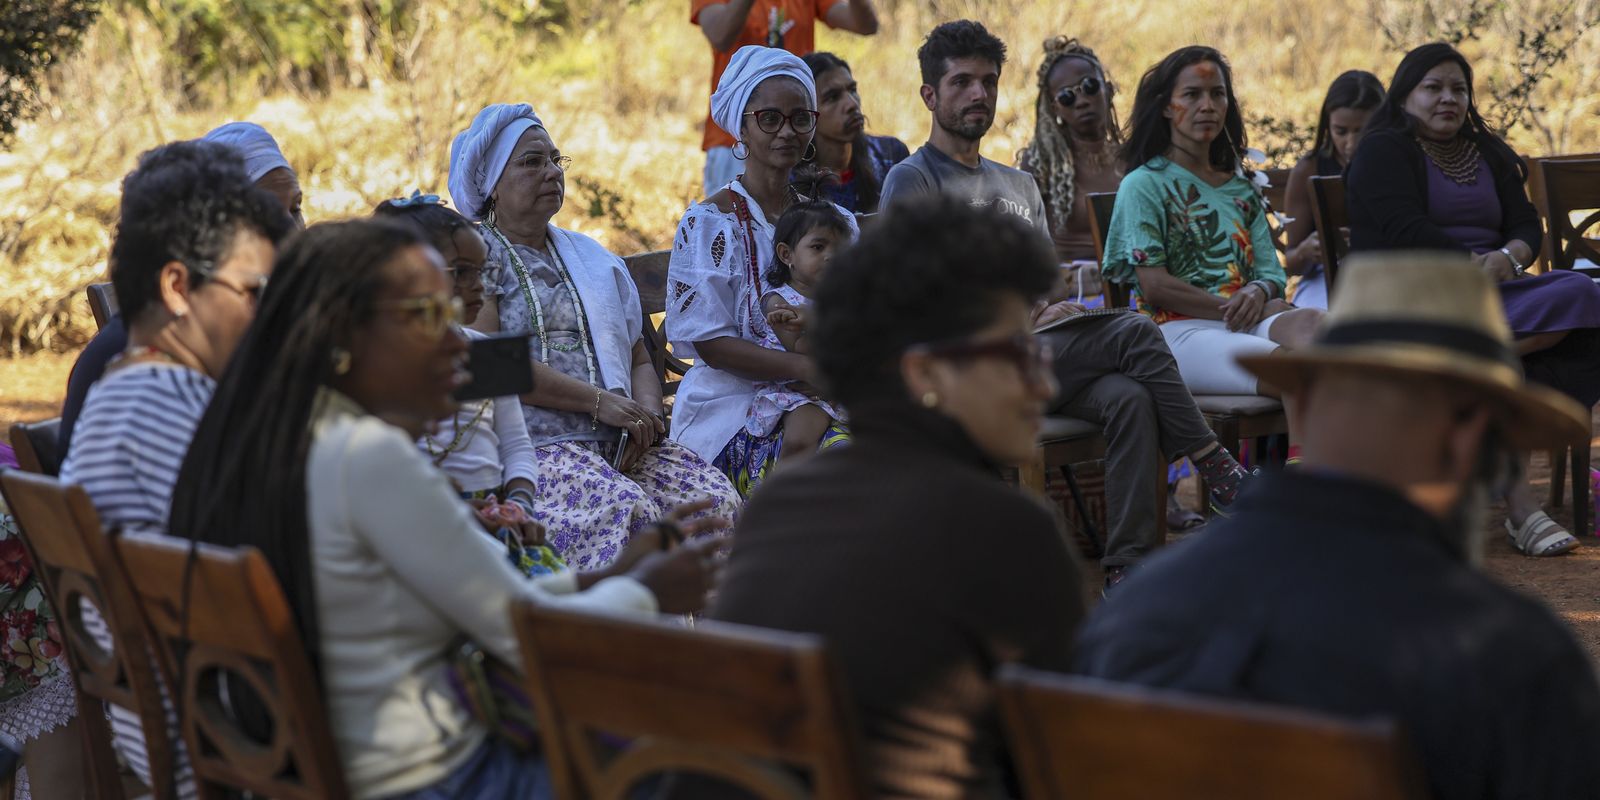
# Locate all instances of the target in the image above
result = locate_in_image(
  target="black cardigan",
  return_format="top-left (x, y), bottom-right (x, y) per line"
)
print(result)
top-left (1346, 128), bottom-right (1543, 255)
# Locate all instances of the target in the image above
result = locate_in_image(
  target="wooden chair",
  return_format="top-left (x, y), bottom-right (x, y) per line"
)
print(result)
top-left (624, 249), bottom-right (691, 421)
top-left (512, 602), bottom-right (871, 800)
top-left (9, 419), bottom-right (62, 477)
top-left (997, 667), bottom-right (1428, 800)
top-left (1539, 158), bottom-right (1600, 271)
top-left (1309, 175), bottom-right (1350, 301)
top-left (1261, 167), bottom-right (1293, 255)
top-left (0, 471), bottom-right (175, 799)
top-left (1087, 191), bottom-right (1291, 509)
top-left (1527, 152), bottom-right (1600, 268)
top-left (113, 535), bottom-right (349, 800)
top-left (86, 283), bottom-right (117, 331)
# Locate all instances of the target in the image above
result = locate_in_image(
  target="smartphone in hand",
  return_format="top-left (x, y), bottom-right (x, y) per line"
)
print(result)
top-left (454, 333), bottom-right (535, 402)
top-left (611, 429), bottom-right (631, 470)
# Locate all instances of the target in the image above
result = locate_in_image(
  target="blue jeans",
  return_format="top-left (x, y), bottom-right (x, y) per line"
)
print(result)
top-left (383, 738), bottom-right (552, 799)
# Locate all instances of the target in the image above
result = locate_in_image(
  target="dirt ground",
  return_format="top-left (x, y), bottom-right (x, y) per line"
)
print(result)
top-left (3, 349), bottom-right (1598, 664)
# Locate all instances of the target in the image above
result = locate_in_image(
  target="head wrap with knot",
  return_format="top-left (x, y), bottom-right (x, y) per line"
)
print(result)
top-left (448, 103), bottom-right (545, 220)
top-left (709, 46), bottom-right (817, 141)
top-left (201, 122), bottom-right (292, 184)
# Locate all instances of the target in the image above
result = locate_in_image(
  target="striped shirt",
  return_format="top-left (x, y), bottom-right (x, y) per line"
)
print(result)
top-left (60, 360), bottom-right (210, 799)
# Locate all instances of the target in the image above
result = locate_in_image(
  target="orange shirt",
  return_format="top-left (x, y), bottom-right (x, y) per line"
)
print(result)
top-left (690, 0), bottom-right (844, 151)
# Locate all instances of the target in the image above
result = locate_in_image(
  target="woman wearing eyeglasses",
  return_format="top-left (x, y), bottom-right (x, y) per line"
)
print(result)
top-left (1019, 36), bottom-right (1124, 266)
top-left (666, 46), bottom-right (858, 497)
top-left (448, 103), bottom-right (741, 571)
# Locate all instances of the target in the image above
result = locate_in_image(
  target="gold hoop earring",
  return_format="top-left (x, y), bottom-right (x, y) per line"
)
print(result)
top-left (921, 391), bottom-right (939, 409)
top-left (331, 347), bottom-right (352, 376)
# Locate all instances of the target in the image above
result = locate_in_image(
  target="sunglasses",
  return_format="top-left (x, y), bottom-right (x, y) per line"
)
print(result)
top-left (376, 294), bottom-right (465, 339)
top-left (1054, 76), bottom-right (1103, 108)
top-left (911, 334), bottom-right (1054, 388)
top-left (744, 108), bottom-right (818, 135)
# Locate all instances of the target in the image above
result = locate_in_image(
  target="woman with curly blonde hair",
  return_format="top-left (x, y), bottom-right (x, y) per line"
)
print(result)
top-left (1019, 37), bottom-right (1124, 264)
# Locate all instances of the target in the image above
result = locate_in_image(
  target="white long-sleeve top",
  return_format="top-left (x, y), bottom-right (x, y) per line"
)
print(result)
top-left (416, 328), bottom-right (539, 493)
top-left (308, 389), bottom-right (655, 797)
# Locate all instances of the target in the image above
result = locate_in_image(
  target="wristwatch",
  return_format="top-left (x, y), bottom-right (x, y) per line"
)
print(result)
top-left (1499, 247), bottom-right (1527, 276)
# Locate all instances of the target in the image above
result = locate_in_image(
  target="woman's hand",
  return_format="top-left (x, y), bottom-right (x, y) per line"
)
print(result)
top-left (597, 390), bottom-right (664, 446)
top-left (614, 425), bottom-right (652, 473)
top-left (1033, 300), bottom-right (1088, 327)
top-left (1475, 250), bottom-right (1518, 283)
top-left (589, 498), bottom-right (732, 614)
top-left (471, 498), bottom-right (548, 547)
top-left (1287, 231), bottom-right (1323, 273)
top-left (1219, 283), bottom-right (1269, 332)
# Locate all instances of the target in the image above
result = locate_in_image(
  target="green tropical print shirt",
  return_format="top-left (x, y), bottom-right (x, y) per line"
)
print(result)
top-left (1102, 158), bottom-right (1285, 325)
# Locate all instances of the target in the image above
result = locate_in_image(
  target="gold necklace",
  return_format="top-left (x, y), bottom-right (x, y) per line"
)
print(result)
top-left (1416, 135), bottom-right (1480, 185)
top-left (423, 400), bottom-right (492, 465)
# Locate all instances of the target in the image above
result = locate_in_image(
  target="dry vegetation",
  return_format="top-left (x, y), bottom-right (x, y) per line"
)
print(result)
top-left (2, 0), bottom-right (1598, 355)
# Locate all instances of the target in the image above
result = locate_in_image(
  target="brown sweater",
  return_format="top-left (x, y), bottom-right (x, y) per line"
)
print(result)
top-left (710, 401), bottom-right (1086, 799)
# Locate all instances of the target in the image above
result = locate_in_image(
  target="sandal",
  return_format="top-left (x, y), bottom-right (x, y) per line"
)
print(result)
top-left (1505, 511), bottom-right (1581, 557)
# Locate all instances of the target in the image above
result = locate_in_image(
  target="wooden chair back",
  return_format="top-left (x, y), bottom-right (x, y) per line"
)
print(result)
top-left (1539, 157), bottom-right (1600, 271)
top-left (1086, 192), bottom-right (1131, 309)
top-left (1261, 167), bottom-right (1291, 213)
top-left (86, 283), bottom-right (118, 330)
top-left (1309, 175), bottom-right (1349, 299)
top-left (112, 536), bottom-right (348, 800)
top-left (9, 419), bottom-right (62, 477)
top-left (512, 602), bottom-right (871, 800)
top-left (1528, 152), bottom-right (1600, 266)
top-left (0, 471), bottom-right (173, 799)
top-left (623, 249), bottom-right (691, 401)
top-left (998, 667), bottom-right (1427, 800)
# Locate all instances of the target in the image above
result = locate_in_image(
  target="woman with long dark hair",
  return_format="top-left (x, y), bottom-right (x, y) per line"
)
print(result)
top-left (1018, 36), bottom-right (1124, 266)
top-left (1101, 45), bottom-right (1322, 398)
top-left (1346, 42), bottom-right (1600, 556)
top-left (168, 219), bottom-right (724, 797)
top-left (798, 52), bottom-right (909, 214)
top-left (1281, 70), bottom-right (1385, 309)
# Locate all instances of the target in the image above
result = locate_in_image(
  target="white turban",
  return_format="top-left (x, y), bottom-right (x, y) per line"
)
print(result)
top-left (448, 103), bottom-right (545, 220)
top-left (201, 122), bottom-right (292, 184)
top-left (709, 46), bottom-right (817, 141)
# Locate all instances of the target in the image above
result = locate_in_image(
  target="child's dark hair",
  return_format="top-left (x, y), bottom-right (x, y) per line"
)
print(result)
top-left (373, 195), bottom-right (476, 257)
top-left (766, 167), bottom-right (852, 287)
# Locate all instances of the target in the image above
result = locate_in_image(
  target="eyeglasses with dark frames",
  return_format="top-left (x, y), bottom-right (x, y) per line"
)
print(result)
top-left (744, 108), bottom-right (819, 135)
top-left (207, 272), bottom-right (270, 304)
top-left (375, 294), bottom-right (465, 339)
top-left (1054, 76), bottom-right (1103, 108)
top-left (910, 334), bottom-right (1054, 388)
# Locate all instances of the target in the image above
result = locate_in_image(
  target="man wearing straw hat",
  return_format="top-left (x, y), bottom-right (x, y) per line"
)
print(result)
top-left (1073, 252), bottom-right (1600, 798)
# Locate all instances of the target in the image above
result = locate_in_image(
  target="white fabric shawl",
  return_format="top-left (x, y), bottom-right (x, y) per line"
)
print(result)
top-left (543, 224), bottom-right (644, 398)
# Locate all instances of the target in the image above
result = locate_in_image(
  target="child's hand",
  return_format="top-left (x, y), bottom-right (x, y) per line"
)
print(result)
top-left (766, 306), bottom-right (802, 331)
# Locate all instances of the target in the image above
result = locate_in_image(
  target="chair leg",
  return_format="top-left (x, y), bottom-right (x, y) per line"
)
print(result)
top-left (1059, 465), bottom-right (1104, 560)
top-left (1571, 441), bottom-right (1590, 537)
top-left (1018, 455), bottom-right (1048, 497)
top-left (1551, 446), bottom-right (1568, 509)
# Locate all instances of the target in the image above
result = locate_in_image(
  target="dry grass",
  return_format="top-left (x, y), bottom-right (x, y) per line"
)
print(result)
top-left (2, 0), bottom-right (1599, 355)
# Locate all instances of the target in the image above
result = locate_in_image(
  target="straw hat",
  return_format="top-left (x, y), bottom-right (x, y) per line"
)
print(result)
top-left (1238, 252), bottom-right (1590, 451)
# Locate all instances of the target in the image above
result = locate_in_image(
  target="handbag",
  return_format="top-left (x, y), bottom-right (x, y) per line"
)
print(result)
top-left (444, 640), bottom-right (541, 753)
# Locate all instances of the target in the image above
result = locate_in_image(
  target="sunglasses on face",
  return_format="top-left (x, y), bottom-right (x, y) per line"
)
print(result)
top-left (744, 108), bottom-right (818, 135)
top-left (376, 294), bottom-right (465, 340)
top-left (912, 334), bottom-right (1054, 388)
top-left (1055, 76), bottom-right (1103, 108)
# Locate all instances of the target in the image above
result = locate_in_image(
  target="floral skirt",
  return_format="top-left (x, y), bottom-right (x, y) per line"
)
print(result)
top-left (532, 439), bottom-right (740, 570)
top-left (2, 512), bottom-right (77, 800)
top-left (713, 422), bottom-right (850, 498)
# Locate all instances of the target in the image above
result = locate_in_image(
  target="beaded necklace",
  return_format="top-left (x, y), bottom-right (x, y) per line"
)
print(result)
top-left (1416, 135), bottom-right (1481, 185)
top-left (482, 223), bottom-right (600, 391)
top-left (423, 399), bottom-right (492, 465)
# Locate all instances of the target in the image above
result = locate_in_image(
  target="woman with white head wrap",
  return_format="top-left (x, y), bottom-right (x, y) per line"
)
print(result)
top-left (666, 45), bottom-right (857, 496)
top-left (448, 103), bottom-right (739, 570)
top-left (202, 121), bottom-right (304, 228)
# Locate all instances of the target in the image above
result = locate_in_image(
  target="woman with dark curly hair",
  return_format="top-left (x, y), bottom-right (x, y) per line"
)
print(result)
top-left (1018, 36), bottom-right (1124, 268)
top-left (712, 195), bottom-right (1085, 798)
top-left (1347, 42), bottom-right (1600, 556)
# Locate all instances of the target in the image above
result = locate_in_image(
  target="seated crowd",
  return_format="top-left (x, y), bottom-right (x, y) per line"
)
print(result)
top-left (2, 17), bottom-right (1599, 800)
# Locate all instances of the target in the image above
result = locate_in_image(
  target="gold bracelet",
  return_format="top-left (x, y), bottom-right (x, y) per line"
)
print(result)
top-left (591, 387), bottom-right (602, 430)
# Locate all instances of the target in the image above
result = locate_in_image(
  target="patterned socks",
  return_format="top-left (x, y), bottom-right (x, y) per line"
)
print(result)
top-left (1194, 444), bottom-right (1249, 506)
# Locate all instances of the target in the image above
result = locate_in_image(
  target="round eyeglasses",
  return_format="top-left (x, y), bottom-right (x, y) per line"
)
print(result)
top-left (1054, 76), bottom-right (1103, 108)
top-left (744, 108), bottom-right (818, 135)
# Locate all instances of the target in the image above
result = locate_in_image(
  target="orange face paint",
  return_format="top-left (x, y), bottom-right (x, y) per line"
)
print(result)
top-left (1195, 61), bottom-right (1219, 81)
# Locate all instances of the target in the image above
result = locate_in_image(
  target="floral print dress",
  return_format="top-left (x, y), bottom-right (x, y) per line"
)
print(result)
top-left (1100, 157), bottom-right (1285, 324)
top-left (2, 507), bottom-right (74, 800)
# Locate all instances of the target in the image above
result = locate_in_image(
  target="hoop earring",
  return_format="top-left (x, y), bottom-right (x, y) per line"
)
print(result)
top-left (331, 347), bottom-right (352, 376)
top-left (483, 199), bottom-right (497, 227)
top-left (732, 141), bottom-right (749, 161)
top-left (802, 141), bottom-right (816, 161)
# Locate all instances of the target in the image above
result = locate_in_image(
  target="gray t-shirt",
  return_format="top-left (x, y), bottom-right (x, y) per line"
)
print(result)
top-left (879, 143), bottom-right (1050, 238)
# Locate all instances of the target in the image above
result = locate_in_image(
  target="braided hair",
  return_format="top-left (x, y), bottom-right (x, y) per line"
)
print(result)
top-left (1019, 37), bottom-right (1121, 230)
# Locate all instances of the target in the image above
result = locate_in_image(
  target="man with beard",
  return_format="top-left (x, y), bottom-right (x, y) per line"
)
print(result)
top-left (1074, 253), bottom-right (1600, 799)
top-left (880, 20), bottom-right (1045, 228)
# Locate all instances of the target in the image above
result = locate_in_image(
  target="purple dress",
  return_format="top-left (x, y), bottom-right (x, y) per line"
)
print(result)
top-left (1427, 160), bottom-right (1600, 406)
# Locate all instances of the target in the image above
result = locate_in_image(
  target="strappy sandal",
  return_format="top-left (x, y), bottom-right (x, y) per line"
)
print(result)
top-left (1505, 511), bottom-right (1581, 557)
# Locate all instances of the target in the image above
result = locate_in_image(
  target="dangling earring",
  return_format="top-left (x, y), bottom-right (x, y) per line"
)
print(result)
top-left (921, 391), bottom-right (939, 409)
top-left (1055, 116), bottom-right (1065, 126)
top-left (331, 347), bottom-right (352, 376)
top-left (732, 141), bottom-right (749, 161)
top-left (802, 140), bottom-right (816, 161)
top-left (483, 198), bottom-right (497, 227)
